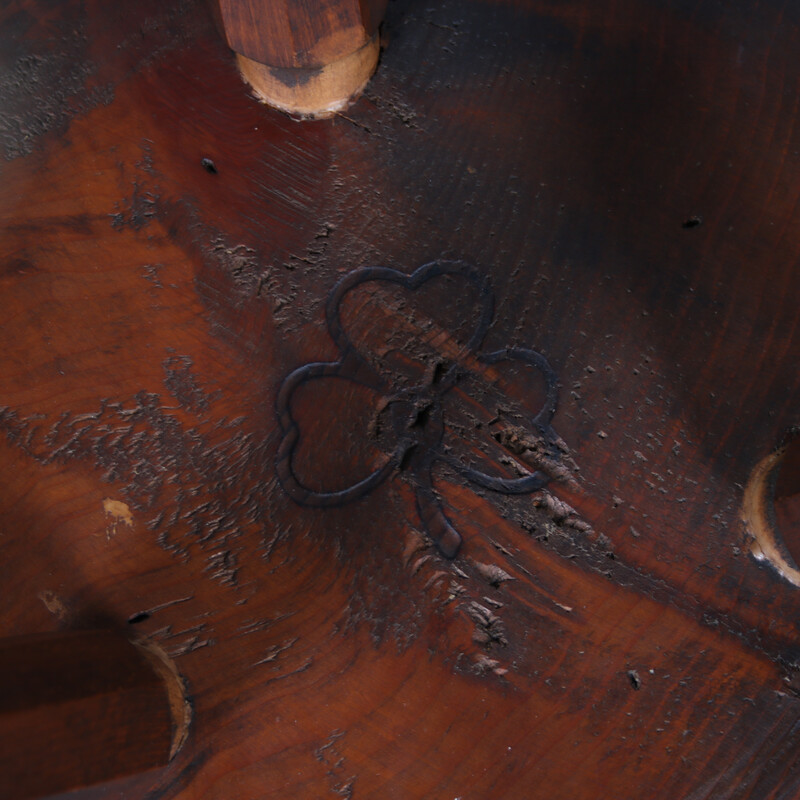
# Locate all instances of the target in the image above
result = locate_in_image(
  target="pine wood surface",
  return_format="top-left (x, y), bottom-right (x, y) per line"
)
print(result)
top-left (1, 0), bottom-right (799, 798)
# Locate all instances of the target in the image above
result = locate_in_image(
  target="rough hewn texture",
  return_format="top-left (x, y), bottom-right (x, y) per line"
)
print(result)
top-left (1, 0), bottom-right (799, 797)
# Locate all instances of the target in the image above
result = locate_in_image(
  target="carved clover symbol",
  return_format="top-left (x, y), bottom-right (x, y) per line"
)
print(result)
top-left (276, 261), bottom-right (560, 558)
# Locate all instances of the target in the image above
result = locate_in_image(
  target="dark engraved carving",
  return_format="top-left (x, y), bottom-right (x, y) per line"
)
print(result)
top-left (276, 261), bottom-right (561, 558)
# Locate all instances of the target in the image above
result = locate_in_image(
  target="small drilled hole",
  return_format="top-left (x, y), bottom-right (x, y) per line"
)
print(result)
top-left (682, 216), bottom-right (702, 229)
top-left (201, 158), bottom-right (218, 174)
top-left (127, 611), bottom-right (151, 624)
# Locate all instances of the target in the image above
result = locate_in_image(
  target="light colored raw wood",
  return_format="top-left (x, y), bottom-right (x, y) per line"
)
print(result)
top-left (237, 34), bottom-right (379, 118)
top-left (236, 35), bottom-right (380, 119)
top-left (744, 444), bottom-right (800, 587)
top-left (134, 639), bottom-right (192, 760)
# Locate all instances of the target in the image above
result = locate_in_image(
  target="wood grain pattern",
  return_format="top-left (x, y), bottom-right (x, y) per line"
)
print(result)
top-left (0, 0), bottom-right (799, 797)
top-left (214, 0), bottom-right (387, 67)
top-left (211, 0), bottom-right (386, 117)
top-left (0, 631), bottom-right (179, 799)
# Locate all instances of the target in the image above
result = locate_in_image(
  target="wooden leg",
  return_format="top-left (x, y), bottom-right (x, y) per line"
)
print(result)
top-left (213, 0), bottom-right (387, 117)
top-left (0, 631), bottom-right (189, 800)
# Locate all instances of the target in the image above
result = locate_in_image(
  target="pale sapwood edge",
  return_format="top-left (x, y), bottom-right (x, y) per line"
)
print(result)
top-left (237, 35), bottom-right (380, 119)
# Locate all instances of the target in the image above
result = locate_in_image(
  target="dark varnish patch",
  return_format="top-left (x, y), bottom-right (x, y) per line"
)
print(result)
top-left (162, 354), bottom-right (210, 412)
top-left (0, 20), bottom-right (114, 161)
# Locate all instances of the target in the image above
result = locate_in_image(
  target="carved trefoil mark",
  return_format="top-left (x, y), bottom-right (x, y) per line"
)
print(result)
top-left (276, 260), bottom-right (565, 558)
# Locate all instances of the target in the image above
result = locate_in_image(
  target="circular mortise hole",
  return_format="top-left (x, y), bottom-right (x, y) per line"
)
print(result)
top-left (775, 436), bottom-right (800, 552)
top-left (743, 431), bottom-right (800, 586)
top-left (133, 639), bottom-right (192, 759)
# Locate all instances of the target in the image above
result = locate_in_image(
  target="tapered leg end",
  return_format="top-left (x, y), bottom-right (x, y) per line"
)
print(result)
top-left (237, 35), bottom-right (380, 119)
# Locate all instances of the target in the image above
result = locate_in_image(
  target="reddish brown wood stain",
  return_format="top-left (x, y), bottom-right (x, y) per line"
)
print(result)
top-left (1, 0), bottom-right (800, 798)
top-left (0, 631), bottom-right (178, 800)
top-left (214, 0), bottom-right (387, 67)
